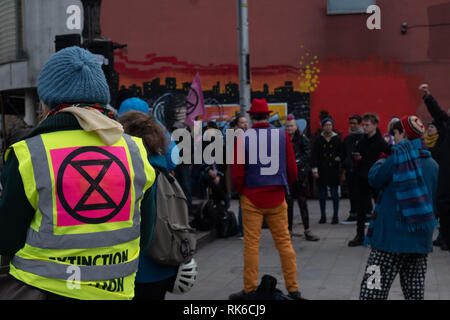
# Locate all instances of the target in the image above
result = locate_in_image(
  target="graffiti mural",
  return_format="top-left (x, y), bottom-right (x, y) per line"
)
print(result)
top-left (115, 50), bottom-right (313, 133)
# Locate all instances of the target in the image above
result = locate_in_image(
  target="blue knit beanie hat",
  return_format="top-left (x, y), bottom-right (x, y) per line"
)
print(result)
top-left (37, 46), bottom-right (110, 109)
top-left (118, 98), bottom-right (149, 118)
top-left (321, 117), bottom-right (334, 127)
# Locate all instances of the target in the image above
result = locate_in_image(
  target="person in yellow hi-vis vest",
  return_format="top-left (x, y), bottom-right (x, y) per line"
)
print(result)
top-left (0, 47), bottom-right (156, 300)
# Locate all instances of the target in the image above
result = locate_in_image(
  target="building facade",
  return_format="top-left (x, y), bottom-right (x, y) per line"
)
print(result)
top-left (100, 0), bottom-right (450, 135)
top-left (0, 0), bottom-right (83, 125)
top-left (1, 0), bottom-right (449, 135)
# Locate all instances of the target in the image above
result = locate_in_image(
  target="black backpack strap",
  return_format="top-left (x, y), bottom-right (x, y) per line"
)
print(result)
top-left (153, 164), bottom-right (178, 182)
top-left (161, 170), bottom-right (175, 184)
top-left (153, 165), bottom-right (175, 184)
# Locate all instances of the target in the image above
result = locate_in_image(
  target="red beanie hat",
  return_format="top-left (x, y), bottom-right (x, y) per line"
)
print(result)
top-left (401, 115), bottom-right (425, 140)
top-left (248, 98), bottom-right (271, 114)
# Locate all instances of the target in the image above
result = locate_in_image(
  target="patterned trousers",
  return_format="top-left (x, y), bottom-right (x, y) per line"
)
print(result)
top-left (359, 249), bottom-right (428, 300)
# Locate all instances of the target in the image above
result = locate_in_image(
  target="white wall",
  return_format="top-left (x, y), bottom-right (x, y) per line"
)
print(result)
top-left (0, 0), bottom-right (83, 91)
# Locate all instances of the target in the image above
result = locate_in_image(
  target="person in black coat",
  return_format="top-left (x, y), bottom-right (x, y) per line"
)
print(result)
top-left (420, 84), bottom-right (450, 251)
top-left (342, 115), bottom-right (365, 224)
top-left (312, 117), bottom-right (343, 225)
top-left (285, 117), bottom-right (319, 241)
top-left (348, 113), bottom-right (391, 247)
top-left (424, 121), bottom-right (441, 164)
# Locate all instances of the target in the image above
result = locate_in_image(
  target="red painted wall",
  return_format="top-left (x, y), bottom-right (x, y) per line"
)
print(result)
top-left (100, 0), bottom-right (450, 136)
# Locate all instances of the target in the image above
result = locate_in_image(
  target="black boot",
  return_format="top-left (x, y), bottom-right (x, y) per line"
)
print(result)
top-left (229, 290), bottom-right (257, 300)
top-left (288, 290), bottom-right (306, 300)
top-left (348, 233), bottom-right (364, 247)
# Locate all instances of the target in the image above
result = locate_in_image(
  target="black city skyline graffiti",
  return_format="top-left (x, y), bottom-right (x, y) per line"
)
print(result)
top-left (120, 77), bottom-right (311, 132)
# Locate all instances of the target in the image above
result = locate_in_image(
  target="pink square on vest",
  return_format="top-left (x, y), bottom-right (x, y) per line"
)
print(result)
top-left (50, 146), bottom-right (132, 227)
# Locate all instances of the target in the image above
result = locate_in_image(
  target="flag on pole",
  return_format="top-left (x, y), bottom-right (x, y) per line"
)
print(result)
top-left (185, 72), bottom-right (205, 127)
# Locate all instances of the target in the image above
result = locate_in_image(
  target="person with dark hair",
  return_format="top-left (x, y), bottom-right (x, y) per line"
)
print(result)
top-left (230, 114), bottom-right (248, 239)
top-left (230, 98), bottom-right (302, 300)
top-left (165, 93), bottom-right (188, 131)
top-left (206, 121), bottom-right (218, 130)
top-left (119, 111), bottom-right (179, 300)
top-left (348, 113), bottom-right (390, 247)
top-left (171, 121), bottom-right (194, 210)
top-left (311, 117), bottom-right (343, 225)
top-left (311, 110), bottom-right (331, 142)
top-left (231, 114), bottom-right (249, 132)
top-left (202, 165), bottom-right (228, 206)
top-left (419, 84), bottom-right (450, 251)
top-left (285, 115), bottom-right (319, 240)
top-left (383, 117), bottom-right (401, 146)
top-left (422, 119), bottom-right (446, 250)
top-left (359, 115), bottom-right (438, 300)
top-left (424, 121), bottom-right (441, 164)
top-left (342, 115), bottom-right (364, 224)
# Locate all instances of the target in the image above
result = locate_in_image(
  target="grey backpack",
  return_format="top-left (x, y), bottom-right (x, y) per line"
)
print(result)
top-left (146, 169), bottom-right (197, 266)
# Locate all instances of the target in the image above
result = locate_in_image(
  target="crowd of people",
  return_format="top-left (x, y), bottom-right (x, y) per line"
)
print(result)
top-left (0, 46), bottom-right (449, 300)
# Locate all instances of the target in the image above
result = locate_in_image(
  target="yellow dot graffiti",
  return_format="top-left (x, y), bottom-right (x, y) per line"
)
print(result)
top-left (297, 48), bottom-right (320, 93)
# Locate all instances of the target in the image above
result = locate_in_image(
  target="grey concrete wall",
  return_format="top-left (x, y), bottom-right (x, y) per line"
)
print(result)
top-left (0, 0), bottom-right (83, 91)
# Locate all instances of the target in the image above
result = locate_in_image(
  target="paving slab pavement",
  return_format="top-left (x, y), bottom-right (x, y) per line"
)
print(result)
top-left (169, 198), bottom-right (450, 300)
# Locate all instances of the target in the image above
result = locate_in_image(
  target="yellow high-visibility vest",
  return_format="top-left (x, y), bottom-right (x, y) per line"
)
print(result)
top-left (6, 130), bottom-right (155, 300)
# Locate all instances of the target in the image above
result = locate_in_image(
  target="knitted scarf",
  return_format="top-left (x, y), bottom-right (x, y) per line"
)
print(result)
top-left (392, 139), bottom-right (435, 232)
top-left (424, 132), bottom-right (439, 149)
top-left (348, 127), bottom-right (364, 135)
top-left (47, 104), bottom-right (123, 146)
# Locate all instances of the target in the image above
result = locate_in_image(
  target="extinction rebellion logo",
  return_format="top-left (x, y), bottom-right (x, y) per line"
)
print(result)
top-left (51, 146), bottom-right (132, 226)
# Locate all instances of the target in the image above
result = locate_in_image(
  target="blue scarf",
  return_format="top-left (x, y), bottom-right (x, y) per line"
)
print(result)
top-left (392, 139), bottom-right (436, 232)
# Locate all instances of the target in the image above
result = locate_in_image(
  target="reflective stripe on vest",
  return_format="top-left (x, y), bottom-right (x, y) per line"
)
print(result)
top-left (12, 255), bottom-right (138, 281)
top-left (9, 130), bottom-right (155, 299)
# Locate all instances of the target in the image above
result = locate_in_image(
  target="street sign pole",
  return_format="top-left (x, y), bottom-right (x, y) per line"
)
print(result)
top-left (237, 0), bottom-right (251, 118)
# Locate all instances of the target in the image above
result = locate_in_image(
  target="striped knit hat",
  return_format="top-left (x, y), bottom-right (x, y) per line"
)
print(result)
top-left (401, 115), bottom-right (425, 140)
top-left (37, 46), bottom-right (110, 109)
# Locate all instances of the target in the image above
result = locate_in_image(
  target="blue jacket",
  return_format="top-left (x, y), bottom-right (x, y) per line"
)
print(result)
top-left (135, 154), bottom-right (178, 283)
top-left (364, 152), bottom-right (439, 254)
